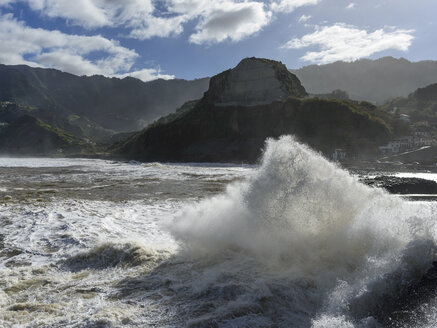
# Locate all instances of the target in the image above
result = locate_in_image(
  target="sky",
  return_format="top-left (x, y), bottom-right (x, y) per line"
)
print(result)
top-left (0, 0), bottom-right (435, 82)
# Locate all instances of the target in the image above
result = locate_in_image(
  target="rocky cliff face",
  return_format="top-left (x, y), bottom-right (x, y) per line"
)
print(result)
top-left (206, 57), bottom-right (307, 106)
top-left (112, 58), bottom-right (390, 163)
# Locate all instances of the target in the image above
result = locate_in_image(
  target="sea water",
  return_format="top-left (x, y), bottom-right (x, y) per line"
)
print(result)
top-left (0, 136), bottom-right (437, 327)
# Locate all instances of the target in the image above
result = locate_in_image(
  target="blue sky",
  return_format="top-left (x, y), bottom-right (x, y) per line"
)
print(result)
top-left (0, 0), bottom-right (435, 81)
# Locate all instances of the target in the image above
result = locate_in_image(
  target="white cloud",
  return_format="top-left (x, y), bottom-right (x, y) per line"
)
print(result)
top-left (298, 14), bottom-right (311, 23)
top-left (117, 68), bottom-right (175, 81)
top-left (2, 0), bottom-right (321, 44)
top-left (282, 23), bottom-right (414, 64)
top-left (270, 0), bottom-right (321, 13)
top-left (189, 1), bottom-right (271, 44)
top-left (25, 0), bottom-right (154, 29)
top-left (0, 14), bottom-right (171, 81)
top-left (0, 0), bottom-right (13, 6)
top-left (128, 15), bottom-right (187, 40)
top-left (346, 2), bottom-right (355, 9)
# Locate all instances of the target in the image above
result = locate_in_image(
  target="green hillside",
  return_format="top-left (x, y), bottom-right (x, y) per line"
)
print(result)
top-left (380, 83), bottom-right (437, 137)
top-left (112, 96), bottom-right (392, 162)
top-left (0, 64), bottom-right (209, 140)
top-left (0, 115), bottom-right (92, 155)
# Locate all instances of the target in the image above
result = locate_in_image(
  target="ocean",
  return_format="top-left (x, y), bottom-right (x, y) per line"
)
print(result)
top-left (1, 136), bottom-right (437, 327)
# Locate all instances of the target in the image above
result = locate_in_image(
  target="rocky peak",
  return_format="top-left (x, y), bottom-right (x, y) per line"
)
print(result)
top-left (205, 57), bottom-right (307, 107)
top-left (412, 83), bottom-right (437, 102)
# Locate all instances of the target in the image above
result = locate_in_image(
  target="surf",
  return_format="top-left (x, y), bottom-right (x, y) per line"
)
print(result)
top-left (170, 135), bottom-right (437, 327)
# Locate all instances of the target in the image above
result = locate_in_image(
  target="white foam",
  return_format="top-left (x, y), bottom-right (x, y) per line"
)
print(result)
top-left (170, 136), bottom-right (437, 326)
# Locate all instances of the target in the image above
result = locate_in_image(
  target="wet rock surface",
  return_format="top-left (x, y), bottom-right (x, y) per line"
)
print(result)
top-left (361, 176), bottom-right (437, 194)
top-left (381, 261), bottom-right (437, 327)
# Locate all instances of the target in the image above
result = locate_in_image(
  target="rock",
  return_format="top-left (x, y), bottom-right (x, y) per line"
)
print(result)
top-left (205, 57), bottom-right (307, 107)
top-left (361, 176), bottom-right (437, 194)
top-left (378, 261), bottom-right (437, 327)
top-left (111, 58), bottom-right (391, 163)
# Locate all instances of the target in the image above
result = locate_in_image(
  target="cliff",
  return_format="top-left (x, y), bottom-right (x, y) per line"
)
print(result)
top-left (111, 58), bottom-right (391, 163)
top-left (205, 58), bottom-right (307, 106)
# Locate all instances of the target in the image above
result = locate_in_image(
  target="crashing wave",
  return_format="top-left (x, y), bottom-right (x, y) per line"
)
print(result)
top-left (169, 136), bottom-right (437, 327)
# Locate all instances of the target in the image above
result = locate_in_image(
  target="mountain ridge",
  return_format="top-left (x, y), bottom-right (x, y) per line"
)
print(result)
top-left (292, 56), bottom-right (437, 104)
top-left (0, 64), bottom-right (209, 140)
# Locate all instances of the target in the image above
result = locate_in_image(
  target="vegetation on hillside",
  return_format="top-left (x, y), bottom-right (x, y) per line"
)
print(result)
top-left (0, 64), bottom-right (209, 141)
top-left (0, 115), bottom-right (95, 155)
top-left (380, 83), bottom-right (437, 137)
top-left (113, 96), bottom-right (394, 162)
top-left (292, 56), bottom-right (437, 104)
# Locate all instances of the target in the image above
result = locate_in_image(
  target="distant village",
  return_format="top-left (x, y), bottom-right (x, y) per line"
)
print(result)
top-left (333, 111), bottom-right (437, 163)
top-left (0, 101), bottom-right (14, 108)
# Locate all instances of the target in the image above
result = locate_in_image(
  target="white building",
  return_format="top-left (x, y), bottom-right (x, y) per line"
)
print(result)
top-left (332, 149), bottom-right (346, 161)
top-left (400, 114), bottom-right (410, 123)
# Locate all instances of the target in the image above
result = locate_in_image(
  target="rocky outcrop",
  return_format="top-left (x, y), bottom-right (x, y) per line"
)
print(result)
top-left (111, 58), bottom-right (391, 163)
top-left (205, 57), bottom-right (307, 106)
top-left (361, 176), bottom-right (437, 194)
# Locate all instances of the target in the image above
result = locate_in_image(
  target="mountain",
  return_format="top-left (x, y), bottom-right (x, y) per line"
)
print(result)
top-left (292, 57), bottom-right (437, 104)
top-left (0, 115), bottom-right (90, 155)
top-left (112, 58), bottom-right (392, 163)
top-left (0, 64), bottom-right (209, 140)
top-left (380, 83), bottom-right (437, 135)
top-left (412, 83), bottom-right (437, 103)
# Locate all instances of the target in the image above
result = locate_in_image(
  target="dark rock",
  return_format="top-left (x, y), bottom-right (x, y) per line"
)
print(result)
top-left (361, 176), bottom-right (437, 194)
top-left (380, 261), bottom-right (437, 327)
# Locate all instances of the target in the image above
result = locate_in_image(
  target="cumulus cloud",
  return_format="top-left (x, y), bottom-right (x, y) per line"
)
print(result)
top-left (0, 14), bottom-right (169, 81)
top-left (282, 23), bottom-right (414, 64)
top-left (25, 0), bottom-right (154, 29)
top-left (270, 0), bottom-right (321, 13)
top-left (0, 0), bottom-right (324, 78)
top-left (132, 0), bottom-right (273, 44)
top-left (1, 0), bottom-right (321, 44)
top-left (128, 15), bottom-right (186, 40)
top-left (189, 1), bottom-right (271, 44)
top-left (117, 68), bottom-right (175, 81)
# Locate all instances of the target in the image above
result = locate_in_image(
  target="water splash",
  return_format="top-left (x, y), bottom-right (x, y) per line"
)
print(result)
top-left (170, 136), bottom-right (437, 326)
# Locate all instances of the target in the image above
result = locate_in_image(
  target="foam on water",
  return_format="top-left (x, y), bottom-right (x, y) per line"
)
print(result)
top-left (2, 138), bottom-right (437, 327)
top-left (170, 136), bottom-right (437, 326)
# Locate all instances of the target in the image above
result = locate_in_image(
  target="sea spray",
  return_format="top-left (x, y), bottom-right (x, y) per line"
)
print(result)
top-left (2, 150), bottom-right (437, 327)
top-left (170, 136), bottom-right (437, 326)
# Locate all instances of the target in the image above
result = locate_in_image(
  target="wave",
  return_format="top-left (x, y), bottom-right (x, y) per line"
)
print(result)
top-left (169, 136), bottom-right (437, 327)
top-left (62, 242), bottom-right (168, 272)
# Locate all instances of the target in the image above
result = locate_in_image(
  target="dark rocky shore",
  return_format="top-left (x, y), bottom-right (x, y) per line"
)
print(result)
top-left (361, 176), bottom-right (437, 194)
